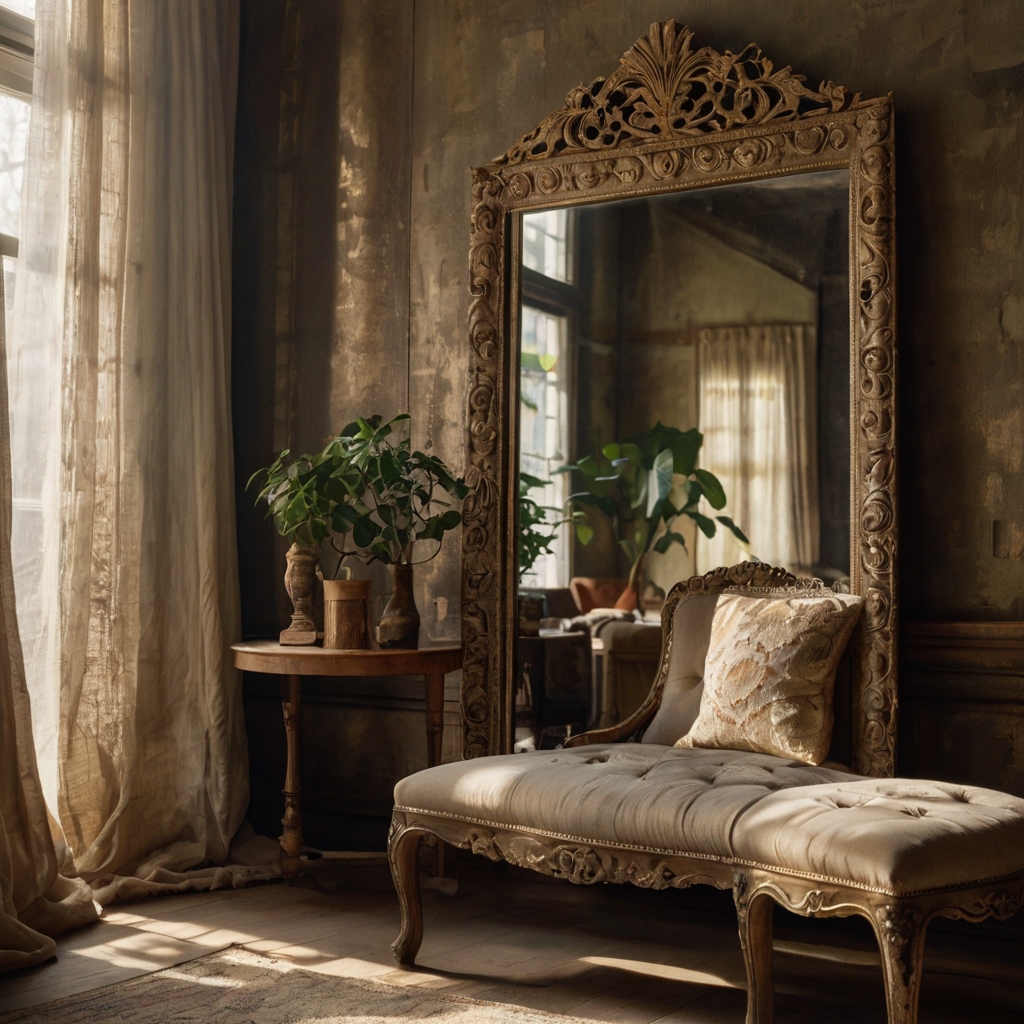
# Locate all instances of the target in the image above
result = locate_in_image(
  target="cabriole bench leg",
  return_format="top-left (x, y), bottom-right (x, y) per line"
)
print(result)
top-left (870, 903), bottom-right (928, 1024)
top-left (734, 875), bottom-right (775, 1024)
top-left (389, 817), bottom-right (428, 966)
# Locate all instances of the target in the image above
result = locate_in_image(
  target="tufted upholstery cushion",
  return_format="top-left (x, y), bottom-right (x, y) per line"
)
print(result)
top-left (732, 777), bottom-right (1024, 894)
top-left (395, 745), bottom-right (1024, 896)
top-left (397, 744), bottom-right (853, 864)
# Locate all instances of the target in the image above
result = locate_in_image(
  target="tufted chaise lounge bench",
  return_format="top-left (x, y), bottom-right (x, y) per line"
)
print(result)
top-left (388, 569), bottom-right (1024, 1024)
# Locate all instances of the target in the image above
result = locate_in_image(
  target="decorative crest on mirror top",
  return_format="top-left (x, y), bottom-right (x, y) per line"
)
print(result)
top-left (497, 21), bottom-right (865, 166)
top-left (462, 21), bottom-right (897, 776)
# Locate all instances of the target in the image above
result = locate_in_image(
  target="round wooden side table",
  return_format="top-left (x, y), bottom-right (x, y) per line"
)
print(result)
top-left (232, 641), bottom-right (462, 878)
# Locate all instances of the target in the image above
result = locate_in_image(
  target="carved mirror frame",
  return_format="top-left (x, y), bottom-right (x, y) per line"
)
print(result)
top-left (461, 22), bottom-right (897, 776)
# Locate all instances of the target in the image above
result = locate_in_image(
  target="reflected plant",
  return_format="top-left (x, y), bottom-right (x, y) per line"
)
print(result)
top-left (518, 472), bottom-right (584, 585)
top-left (557, 423), bottom-right (750, 606)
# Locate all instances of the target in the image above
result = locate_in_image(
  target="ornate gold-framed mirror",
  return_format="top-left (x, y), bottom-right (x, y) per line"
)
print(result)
top-left (461, 21), bottom-right (896, 776)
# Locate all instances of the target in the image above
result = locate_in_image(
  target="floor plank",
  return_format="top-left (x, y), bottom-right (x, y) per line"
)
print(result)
top-left (3, 858), bottom-right (1024, 1023)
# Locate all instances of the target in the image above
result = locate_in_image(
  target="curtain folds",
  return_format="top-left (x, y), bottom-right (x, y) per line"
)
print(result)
top-left (3, 0), bottom-right (271, 920)
top-left (696, 324), bottom-right (820, 574)
top-left (1, 270), bottom-right (98, 974)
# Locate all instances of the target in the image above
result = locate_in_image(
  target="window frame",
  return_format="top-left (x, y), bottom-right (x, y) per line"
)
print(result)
top-left (0, 2), bottom-right (32, 259)
top-left (518, 211), bottom-right (580, 589)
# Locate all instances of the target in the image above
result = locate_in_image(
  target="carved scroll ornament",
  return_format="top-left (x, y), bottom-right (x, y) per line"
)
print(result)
top-left (498, 21), bottom-right (865, 166)
top-left (462, 22), bottom-right (897, 776)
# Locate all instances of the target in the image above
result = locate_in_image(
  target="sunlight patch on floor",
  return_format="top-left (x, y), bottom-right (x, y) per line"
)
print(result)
top-left (273, 952), bottom-right (457, 988)
top-left (155, 968), bottom-right (247, 988)
top-left (71, 931), bottom-right (199, 967)
top-left (101, 909), bottom-right (259, 946)
top-left (579, 955), bottom-right (740, 989)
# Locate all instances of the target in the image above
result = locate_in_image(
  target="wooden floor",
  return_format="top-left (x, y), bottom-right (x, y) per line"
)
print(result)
top-left (4, 857), bottom-right (1024, 1022)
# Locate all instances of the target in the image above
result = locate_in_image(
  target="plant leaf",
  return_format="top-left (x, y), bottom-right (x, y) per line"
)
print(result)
top-left (630, 468), bottom-right (648, 510)
top-left (647, 448), bottom-right (674, 517)
top-left (687, 510), bottom-right (717, 538)
top-left (716, 515), bottom-right (750, 545)
top-left (669, 429), bottom-right (702, 476)
top-left (654, 530), bottom-right (688, 554)
top-left (520, 472), bottom-right (548, 493)
top-left (695, 469), bottom-right (727, 510)
top-left (352, 515), bottom-right (379, 548)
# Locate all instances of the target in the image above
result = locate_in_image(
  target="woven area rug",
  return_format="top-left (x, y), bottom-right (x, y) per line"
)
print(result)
top-left (0, 947), bottom-right (594, 1024)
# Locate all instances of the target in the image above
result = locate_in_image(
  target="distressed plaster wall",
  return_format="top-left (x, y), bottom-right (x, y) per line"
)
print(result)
top-left (234, 0), bottom-right (1024, 832)
top-left (406, 0), bottom-right (1024, 625)
top-left (233, 0), bottom-right (422, 848)
top-left (236, 0), bottom-right (1024, 645)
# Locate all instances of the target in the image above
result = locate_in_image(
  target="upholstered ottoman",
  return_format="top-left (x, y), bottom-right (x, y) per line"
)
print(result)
top-left (730, 776), bottom-right (1024, 1024)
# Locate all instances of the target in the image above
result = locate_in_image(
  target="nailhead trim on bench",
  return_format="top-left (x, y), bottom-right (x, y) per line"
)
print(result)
top-left (395, 803), bottom-right (1024, 899)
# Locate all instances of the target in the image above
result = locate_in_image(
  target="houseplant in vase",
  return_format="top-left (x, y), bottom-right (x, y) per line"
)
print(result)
top-left (251, 414), bottom-right (468, 648)
top-left (326, 415), bottom-right (468, 648)
top-left (557, 423), bottom-right (750, 611)
top-left (248, 446), bottom-right (337, 645)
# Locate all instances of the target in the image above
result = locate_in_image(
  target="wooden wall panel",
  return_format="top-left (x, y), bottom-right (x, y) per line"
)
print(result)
top-left (901, 623), bottom-right (1024, 797)
top-left (243, 673), bottom-right (428, 851)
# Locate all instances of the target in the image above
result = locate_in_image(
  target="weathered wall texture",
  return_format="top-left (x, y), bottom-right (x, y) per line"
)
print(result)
top-left (233, 0), bottom-right (421, 848)
top-left (405, 0), bottom-right (1024, 623)
top-left (234, 0), bottom-right (1024, 827)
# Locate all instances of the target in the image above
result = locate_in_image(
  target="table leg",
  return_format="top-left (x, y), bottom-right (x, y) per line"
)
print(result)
top-left (281, 673), bottom-right (304, 879)
top-left (424, 671), bottom-right (445, 769)
top-left (424, 670), bottom-right (446, 876)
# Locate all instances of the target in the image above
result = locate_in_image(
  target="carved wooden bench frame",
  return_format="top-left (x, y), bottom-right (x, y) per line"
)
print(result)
top-left (391, 563), bottom-right (1024, 1023)
top-left (390, 809), bottom-right (1024, 1024)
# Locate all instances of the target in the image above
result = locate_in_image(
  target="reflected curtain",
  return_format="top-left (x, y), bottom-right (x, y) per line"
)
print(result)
top-left (6, 0), bottom-right (260, 905)
top-left (696, 325), bottom-right (819, 574)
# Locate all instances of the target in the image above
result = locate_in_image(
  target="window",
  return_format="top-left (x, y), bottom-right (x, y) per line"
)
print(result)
top-left (522, 208), bottom-right (571, 283)
top-left (519, 209), bottom-right (575, 589)
top-left (0, 2), bottom-right (33, 327)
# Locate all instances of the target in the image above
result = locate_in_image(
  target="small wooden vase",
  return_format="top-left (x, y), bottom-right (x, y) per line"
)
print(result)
top-left (517, 592), bottom-right (544, 636)
top-left (376, 561), bottom-right (420, 649)
top-left (280, 543), bottom-right (321, 645)
top-left (323, 578), bottom-right (371, 650)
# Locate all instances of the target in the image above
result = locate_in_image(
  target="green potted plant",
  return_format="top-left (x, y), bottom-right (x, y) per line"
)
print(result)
top-left (250, 413), bottom-right (468, 648)
top-left (557, 423), bottom-right (749, 610)
top-left (517, 472), bottom-right (583, 634)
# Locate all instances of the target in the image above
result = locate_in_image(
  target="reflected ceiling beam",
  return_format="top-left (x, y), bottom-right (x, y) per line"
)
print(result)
top-left (672, 207), bottom-right (810, 284)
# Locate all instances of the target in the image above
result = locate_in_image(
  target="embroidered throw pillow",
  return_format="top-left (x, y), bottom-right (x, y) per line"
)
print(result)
top-left (676, 591), bottom-right (863, 765)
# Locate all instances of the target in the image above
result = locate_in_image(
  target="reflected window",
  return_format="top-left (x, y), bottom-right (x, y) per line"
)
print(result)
top-left (519, 305), bottom-right (569, 588)
top-left (522, 209), bottom-right (570, 283)
top-left (520, 209), bottom-right (576, 590)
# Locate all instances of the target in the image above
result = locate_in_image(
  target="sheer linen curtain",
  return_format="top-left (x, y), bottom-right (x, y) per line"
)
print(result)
top-left (696, 325), bottom-right (820, 573)
top-left (1, 272), bottom-right (98, 973)
top-left (6, 0), bottom-right (273, 908)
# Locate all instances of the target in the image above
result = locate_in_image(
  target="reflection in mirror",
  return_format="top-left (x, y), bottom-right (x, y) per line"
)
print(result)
top-left (514, 169), bottom-right (851, 751)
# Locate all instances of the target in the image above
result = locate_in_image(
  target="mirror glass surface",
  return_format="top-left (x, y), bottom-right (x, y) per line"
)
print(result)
top-left (514, 167), bottom-right (851, 751)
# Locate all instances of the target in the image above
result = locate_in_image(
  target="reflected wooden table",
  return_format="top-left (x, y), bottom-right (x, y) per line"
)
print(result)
top-left (232, 641), bottom-right (462, 878)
